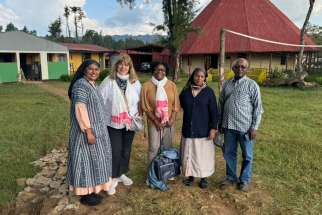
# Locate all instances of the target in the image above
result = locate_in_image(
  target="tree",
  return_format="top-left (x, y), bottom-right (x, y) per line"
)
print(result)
top-left (22, 26), bottom-right (28, 33)
top-left (70, 6), bottom-right (81, 41)
top-left (118, 0), bottom-right (197, 81)
top-left (116, 0), bottom-right (136, 8)
top-left (64, 6), bottom-right (71, 37)
top-left (306, 23), bottom-right (322, 45)
top-left (297, 0), bottom-right (315, 81)
top-left (5, 22), bottom-right (18, 32)
top-left (78, 9), bottom-right (86, 37)
top-left (48, 17), bottom-right (62, 39)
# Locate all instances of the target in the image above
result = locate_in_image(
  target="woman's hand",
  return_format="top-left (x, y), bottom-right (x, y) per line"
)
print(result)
top-left (208, 129), bottom-right (217, 140)
top-left (166, 118), bottom-right (175, 128)
top-left (154, 119), bottom-right (165, 131)
top-left (85, 128), bottom-right (96, 145)
top-left (166, 112), bottom-right (176, 128)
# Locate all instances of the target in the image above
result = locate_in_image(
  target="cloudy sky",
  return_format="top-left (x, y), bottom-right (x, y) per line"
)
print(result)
top-left (0, 0), bottom-right (321, 36)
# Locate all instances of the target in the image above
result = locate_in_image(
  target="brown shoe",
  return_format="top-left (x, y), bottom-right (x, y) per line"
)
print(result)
top-left (219, 179), bottom-right (236, 190)
top-left (238, 182), bottom-right (250, 192)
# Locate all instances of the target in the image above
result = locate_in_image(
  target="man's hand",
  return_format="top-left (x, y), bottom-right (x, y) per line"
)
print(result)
top-left (248, 128), bottom-right (257, 140)
top-left (85, 128), bottom-right (96, 145)
top-left (208, 129), bottom-right (217, 140)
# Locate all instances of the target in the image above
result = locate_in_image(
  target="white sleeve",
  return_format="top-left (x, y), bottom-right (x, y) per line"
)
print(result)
top-left (98, 76), bottom-right (110, 105)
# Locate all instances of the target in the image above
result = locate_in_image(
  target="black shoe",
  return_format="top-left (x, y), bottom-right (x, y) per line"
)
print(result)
top-left (238, 182), bottom-right (250, 192)
top-left (80, 193), bottom-right (103, 206)
top-left (183, 176), bottom-right (194, 186)
top-left (219, 178), bottom-right (236, 190)
top-left (199, 178), bottom-right (208, 189)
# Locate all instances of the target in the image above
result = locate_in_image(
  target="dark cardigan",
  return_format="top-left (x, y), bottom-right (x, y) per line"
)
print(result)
top-left (179, 86), bottom-right (219, 138)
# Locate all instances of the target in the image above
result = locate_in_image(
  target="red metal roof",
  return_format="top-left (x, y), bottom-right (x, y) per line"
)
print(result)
top-left (118, 49), bottom-right (152, 55)
top-left (181, 0), bottom-right (317, 54)
top-left (61, 43), bottom-right (110, 53)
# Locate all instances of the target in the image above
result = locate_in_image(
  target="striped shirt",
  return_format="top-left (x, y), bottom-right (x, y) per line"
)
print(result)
top-left (219, 76), bottom-right (263, 133)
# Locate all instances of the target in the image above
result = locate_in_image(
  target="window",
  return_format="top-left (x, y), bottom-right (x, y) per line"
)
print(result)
top-left (0, 53), bottom-right (16, 62)
top-left (237, 53), bottom-right (247, 59)
top-left (281, 54), bottom-right (287, 65)
top-left (82, 53), bottom-right (91, 61)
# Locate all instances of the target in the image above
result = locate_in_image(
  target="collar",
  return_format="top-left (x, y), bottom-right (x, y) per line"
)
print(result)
top-left (233, 75), bottom-right (247, 83)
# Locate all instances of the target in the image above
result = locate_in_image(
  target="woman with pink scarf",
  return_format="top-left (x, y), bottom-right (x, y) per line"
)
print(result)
top-left (99, 54), bottom-right (141, 195)
top-left (141, 62), bottom-right (180, 163)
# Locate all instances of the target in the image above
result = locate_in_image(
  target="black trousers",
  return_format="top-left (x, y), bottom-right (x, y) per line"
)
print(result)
top-left (107, 126), bottom-right (135, 178)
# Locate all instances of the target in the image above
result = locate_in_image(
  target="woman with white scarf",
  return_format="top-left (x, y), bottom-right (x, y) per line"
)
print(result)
top-left (141, 62), bottom-right (180, 164)
top-left (99, 54), bottom-right (141, 195)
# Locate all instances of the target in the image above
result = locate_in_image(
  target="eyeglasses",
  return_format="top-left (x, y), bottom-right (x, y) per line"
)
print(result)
top-left (234, 65), bottom-right (247, 69)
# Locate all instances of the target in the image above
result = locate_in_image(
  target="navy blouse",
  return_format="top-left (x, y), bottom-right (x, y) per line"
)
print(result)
top-left (179, 86), bottom-right (219, 138)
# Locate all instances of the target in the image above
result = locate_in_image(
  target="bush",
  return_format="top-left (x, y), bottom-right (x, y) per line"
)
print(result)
top-left (60, 74), bottom-right (73, 82)
top-left (305, 73), bottom-right (322, 85)
top-left (267, 68), bottom-right (288, 80)
top-left (98, 68), bottom-right (110, 81)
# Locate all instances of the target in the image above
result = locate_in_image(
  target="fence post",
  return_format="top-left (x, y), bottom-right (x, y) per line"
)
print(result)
top-left (219, 29), bottom-right (226, 93)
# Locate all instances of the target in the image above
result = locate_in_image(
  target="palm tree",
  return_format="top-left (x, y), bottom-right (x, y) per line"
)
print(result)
top-left (70, 6), bottom-right (81, 41)
top-left (78, 8), bottom-right (86, 38)
top-left (64, 6), bottom-right (71, 38)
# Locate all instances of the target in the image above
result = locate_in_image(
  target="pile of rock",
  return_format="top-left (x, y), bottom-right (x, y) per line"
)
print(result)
top-left (14, 149), bottom-right (80, 214)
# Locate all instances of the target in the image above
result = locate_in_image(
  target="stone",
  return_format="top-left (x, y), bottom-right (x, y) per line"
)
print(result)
top-left (26, 178), bottom-right (35, 186)
top-left (16, 192), bottom-right (37, 208)
top-left (16, 178), bottom-right (26, 186)
top-left (58, 184), bottom-right (68, 194)
top-left (49, 181), bottom-right (61, 189)
top-left (56, 166), bottom-right (67, 177)
top-left (50, 194), bottom-right (64, 199)
top-left (64, 204), bottom-right (79, 210)
top-left (41, 169), bottom-right (56, 178)
top-left (40, 186), bottom-right (50, 193)
top-left (33, 175), bottom-right (52, 187)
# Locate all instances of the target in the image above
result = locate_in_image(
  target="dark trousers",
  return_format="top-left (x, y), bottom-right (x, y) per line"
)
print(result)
top-left (108, 126), bottom-right (135, 178)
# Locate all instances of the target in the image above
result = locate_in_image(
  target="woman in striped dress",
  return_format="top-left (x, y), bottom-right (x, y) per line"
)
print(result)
top-left (67, 59), bottom-right (112, 206)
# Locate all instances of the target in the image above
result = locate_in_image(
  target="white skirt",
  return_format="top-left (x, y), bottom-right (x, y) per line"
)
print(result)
top-left (181, 137), bottom-right (215, 178)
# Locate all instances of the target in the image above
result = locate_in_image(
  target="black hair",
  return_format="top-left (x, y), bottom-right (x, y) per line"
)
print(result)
top-left (151, 61), bottom-right (169, 75)
top-left (68, 59), bottom-right (100, 99)
top-left (182, 67), bottom-right (208, 91)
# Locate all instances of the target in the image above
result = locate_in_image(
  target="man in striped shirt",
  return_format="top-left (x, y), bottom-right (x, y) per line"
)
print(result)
top-left (219, 58), bottom-right (263, 192)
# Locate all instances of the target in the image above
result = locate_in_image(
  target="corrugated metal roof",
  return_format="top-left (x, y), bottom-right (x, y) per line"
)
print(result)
top-left (181, 0), bottom-right (317, 54)
top-left (61, 43), bottom-right (110, 53)
top-left (0, 31), bottom-right (68, 52)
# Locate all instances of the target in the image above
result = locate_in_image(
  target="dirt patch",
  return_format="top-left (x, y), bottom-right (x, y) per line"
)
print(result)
top-left (36, 83), bottom-right (69, 102)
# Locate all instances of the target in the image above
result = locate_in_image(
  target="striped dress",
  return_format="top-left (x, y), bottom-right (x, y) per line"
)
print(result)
top-left (67, 78), bottom-right (112, 195)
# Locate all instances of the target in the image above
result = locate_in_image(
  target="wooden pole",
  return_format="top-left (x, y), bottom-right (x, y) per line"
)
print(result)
top-left (269, 53), bottom-right (272, 74)
top-left (219, 29), bottom-right (226, 93)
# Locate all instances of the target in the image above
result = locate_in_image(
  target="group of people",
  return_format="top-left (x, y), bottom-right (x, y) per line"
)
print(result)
top-left (66, 54), bottom-right (263, 206)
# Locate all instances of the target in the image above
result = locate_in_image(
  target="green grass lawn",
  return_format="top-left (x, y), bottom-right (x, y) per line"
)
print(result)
top-left (0, 74), bottom-right (322, 214)
top-left (0, 83), bottom-right (69, 204)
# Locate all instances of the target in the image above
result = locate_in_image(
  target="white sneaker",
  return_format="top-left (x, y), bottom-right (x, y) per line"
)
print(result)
top-left (118, 174), bottom-right (133, 186)
top-left (107, 179), bottom-right (118, 195)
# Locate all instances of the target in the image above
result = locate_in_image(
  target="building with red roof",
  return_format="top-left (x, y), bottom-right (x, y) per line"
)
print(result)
top-left (180, 0), bottom-right (318, 74)
top-left (61, 43), bottom-right (111, 73)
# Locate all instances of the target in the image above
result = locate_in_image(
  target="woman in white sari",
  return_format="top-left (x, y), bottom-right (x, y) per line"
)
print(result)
top-left (99, 54), bottom-right (141, 195)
